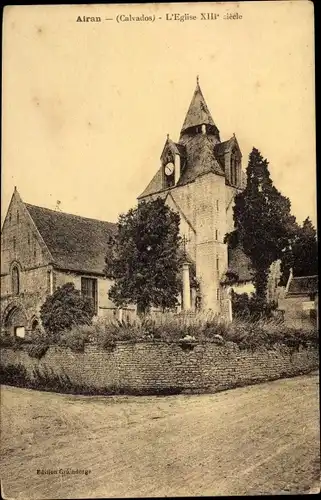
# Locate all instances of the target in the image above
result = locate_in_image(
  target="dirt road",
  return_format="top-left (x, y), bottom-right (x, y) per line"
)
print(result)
top-left (1, 373), bottom-right (320, 498)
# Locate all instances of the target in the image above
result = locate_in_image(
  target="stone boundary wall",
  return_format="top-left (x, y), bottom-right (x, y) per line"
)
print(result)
top-left (1, 341), bottom-right (319, 394)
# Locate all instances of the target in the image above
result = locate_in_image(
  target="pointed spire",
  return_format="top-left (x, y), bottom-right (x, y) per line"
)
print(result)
top-left (180, 79), bottom-right (218, 135)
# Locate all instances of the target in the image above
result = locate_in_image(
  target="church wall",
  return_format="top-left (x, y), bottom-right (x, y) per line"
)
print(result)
top-left (144, 172), bottom-right (235, 312)
top-left (231, 282), bottom-right (255, 295)
top-left (1, 266), bottom-right (51, 332)
top-left (54, 270), bottom-right (117, 317)
top-left (169, 173), bottom-right (229, 312)
top-left (165, 192), bottom-right (196, 262)
top-left (1, 192), bottom-right (53, 332)
top-left (225, 185), bottom-right (238, 236)
top-left (1, 191), bottom-right (50, 277)
top-left (194, 174), bottom-right (228, 312)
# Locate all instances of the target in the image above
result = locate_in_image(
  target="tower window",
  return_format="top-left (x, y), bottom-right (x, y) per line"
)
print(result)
top-left (216, 257), bottom-right (219, 271)
top-left (215, 229), bottom-right (218, 240)
top-left (228, 247), bottom-right (232, 266)
top-left (13, 237), bottom-right (16, 251)
top-left (231, 153), bottom-right (239, 186)
top-left (216, 200), bottom-right (219, 211)
top-left (17, 210), bottom-right (19, 223)
top-left (11, 265), bottom-right (20, 296)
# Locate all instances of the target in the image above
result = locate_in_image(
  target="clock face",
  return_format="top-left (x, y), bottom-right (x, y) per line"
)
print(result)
top-left (165, 162), bottom-right (174, 176)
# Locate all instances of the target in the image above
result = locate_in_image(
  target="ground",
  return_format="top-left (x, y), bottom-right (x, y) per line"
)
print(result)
top-left (1, 373), bottom-right (320, 498)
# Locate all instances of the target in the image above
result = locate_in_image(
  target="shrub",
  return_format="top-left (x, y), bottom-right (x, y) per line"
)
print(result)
top-left (0, 334), bottom-right (26, 350)
top-left (84, 311), bottom-right (317, 351)
top-left (25, 344), bottom-right (49, 359)
top-left (58, 325), bottom-right (92, 352)
top-left (40, 283), bottom-right (95, 338)
top-left (0, 363), bottom-right (29, 387)
top-left (232, 292), bottom-right (278, 321)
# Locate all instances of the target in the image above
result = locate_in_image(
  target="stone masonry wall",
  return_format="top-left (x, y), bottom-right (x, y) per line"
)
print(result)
top-left (1, 341), bottom-right (318, 394)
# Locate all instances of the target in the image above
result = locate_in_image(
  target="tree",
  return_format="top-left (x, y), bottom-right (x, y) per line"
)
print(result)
top-left (225, 147), bottom-right (297, 300)
top-left (281, 217), bottom-right (318, 282)
top-left (40, 283), bottom-right (95, 339)
top-left (104, 198), bottom-right (182, 314)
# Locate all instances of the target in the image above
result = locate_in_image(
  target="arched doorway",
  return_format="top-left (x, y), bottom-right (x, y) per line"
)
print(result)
top-left (4, 305), bottom-right (28, 338)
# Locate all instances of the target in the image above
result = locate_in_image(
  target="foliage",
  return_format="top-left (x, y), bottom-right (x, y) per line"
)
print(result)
top-left (0, 333), bottom-right (26, 350)
top-left (0, 362), bottom-right (183, 396)
top-left (280, 217), bottom-right (318, 285)
top-left (104, 198), bottom-right (182, 314)
top-left (25, 344), bottom-right (49, 359)
top-left (1, 313), bottom-right (318, 394)
top-left (40, 283), bottom-right (95, 338)
top-left (58, 325), bottom-right (92, 352)
top-left (0, 363), bottom-right (29, 387)
top-left (231, 292), bottom-right (278, 321)
top-left (62, 311), bottom-right (318, 352)
top-left (225, 147), bottom-right (297, 300)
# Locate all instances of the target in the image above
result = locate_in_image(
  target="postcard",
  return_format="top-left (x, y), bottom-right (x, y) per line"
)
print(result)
top-left (1, 2), bottom-right (319, 498)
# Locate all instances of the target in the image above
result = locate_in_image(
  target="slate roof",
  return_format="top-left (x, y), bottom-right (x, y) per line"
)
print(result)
top-left (181, 82), bottom-right (218, 133)
top-left (287, 275), bottom-right (318, 297)
top-left (138, 133), bottom-right (225, 199)
top-left (137, 167), bottom-right (165, 199)
top-left (25, 204), bottom-right (116, 275)
top-left (138, 83), bottom-right (244, 198)
top-left (163, 138), bottom-right (186, 158)
top-left (177, 134), bottom-right (225, 185)
top-left (214, 138), bottom-right (234, 157)
top-left (222, 245), bottom-right (254, 284)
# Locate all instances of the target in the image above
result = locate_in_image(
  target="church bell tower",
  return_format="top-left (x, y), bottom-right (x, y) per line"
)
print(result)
top-left (138, 77), bottom-right (244, 313)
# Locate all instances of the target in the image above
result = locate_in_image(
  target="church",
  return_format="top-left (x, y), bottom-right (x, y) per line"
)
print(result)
top-left (138, 77), bottom-right (254, 313)
top-left (1, 79), bottom-right (260, 337)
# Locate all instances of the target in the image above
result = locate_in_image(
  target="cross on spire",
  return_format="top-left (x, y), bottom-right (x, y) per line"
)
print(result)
top-left (196, 75), bottom-right (199, 85)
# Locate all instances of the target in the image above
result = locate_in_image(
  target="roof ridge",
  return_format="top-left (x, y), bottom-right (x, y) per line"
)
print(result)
top-left (292, 275), bottom-right (318, 279)
top-left (25, 203), bottom-right (115, 225)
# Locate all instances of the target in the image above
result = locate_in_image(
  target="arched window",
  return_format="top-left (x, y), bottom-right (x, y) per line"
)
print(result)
top-left (230, 150), bottom-right (239, 186)
top-left (11, 266), bottom-right (20, 295)
top-left (31, 318), bottom-right (39, 331)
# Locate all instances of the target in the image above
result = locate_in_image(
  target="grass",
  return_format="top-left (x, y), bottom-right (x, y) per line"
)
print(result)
top-left (58, 311), bottom-right (318, 352)
top-left (0, 311), bottom-right (318, 356)
top-left (0, 363), bottom-right (184, 396)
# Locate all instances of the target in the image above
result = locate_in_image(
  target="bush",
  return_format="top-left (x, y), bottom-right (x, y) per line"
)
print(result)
top-left (82, 311), bottom-right (318, 352)
top-left (2, 310), bottom-right (318, 361)
top-left (0, 334), bottom-right (26, 350)
top-left (25, 344), bottom-right (49, 359)
top-left (40, 283), bottom-right (95, 338)
top-left (232, 292), bottom-right (278, 321)
top-left (58, 325), bottom-right (92, 352)
top-left (0, 363), bottom-right (29, 386)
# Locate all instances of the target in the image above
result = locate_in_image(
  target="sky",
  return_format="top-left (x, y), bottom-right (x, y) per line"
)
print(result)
top-left (2, 1), bottom-right (316, 227)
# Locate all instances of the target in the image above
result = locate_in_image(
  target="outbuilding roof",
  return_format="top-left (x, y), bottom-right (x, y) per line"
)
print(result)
top-left (287, 275), bottom-right (318, 297)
